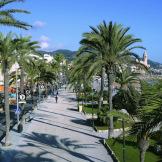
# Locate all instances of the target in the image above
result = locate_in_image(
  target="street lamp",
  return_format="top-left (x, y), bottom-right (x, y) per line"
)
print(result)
top-left (81, 84), bottom-right (84, 106)
top-left (119, 109), bottom-right (129, 162)
top-left (91, 88), bottom-right (96, 128)
top-left (14, 64), bottom-right (20, 127)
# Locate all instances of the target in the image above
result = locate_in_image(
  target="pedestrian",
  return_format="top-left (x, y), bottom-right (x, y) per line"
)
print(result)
top-left (55, 95), bottom-right (58, 103)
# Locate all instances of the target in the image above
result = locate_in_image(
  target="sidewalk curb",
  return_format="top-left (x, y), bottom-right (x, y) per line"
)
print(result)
top-left (102, 139), bottom-right (119, 162)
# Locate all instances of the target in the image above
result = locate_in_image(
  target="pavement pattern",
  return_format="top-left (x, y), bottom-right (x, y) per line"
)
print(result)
top-left (0, 89), bottom-right (113, 162)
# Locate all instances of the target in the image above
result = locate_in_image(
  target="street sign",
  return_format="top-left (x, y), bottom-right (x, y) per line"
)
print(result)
top-left (26, 90), bottom-right (30, 96)
top-left (40, 85), bottom-right (44, 89)
top-left (19, 94), bottom-right (26, 100)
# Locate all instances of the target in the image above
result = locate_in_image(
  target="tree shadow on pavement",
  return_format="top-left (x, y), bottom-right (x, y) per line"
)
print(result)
top-left (37, 117), bottom-right (92, 132)
top-left (0, 149), bottom-right (55, 162)
top-left (38, 109), bottom-right (80, 120)
top-left (67, 107), bottom-right (78, 112)
top-left (18, 132), bottom-right (107, 162)
top-left (33, 118), bottom-right (102, 139)
top-left (66, 97), bottom-right (76, 102)
top-left (70, 119), bottom-right (91, 127)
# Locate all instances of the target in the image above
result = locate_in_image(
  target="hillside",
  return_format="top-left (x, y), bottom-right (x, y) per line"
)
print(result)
top-left (148, 59), bottom-right (162, 69)
top-left (39, 49), bottom-right (76, 61)
top-left (39, 49), bottom-right (162, 68)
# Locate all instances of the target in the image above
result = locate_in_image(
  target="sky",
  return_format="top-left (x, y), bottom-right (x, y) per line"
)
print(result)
top-left (2, 0), bottom-right (162, 62)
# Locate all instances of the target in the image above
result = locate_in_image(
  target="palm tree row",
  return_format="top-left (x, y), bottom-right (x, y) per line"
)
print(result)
top-left (0, 0), bottom-right (31, 145)
top-left (0, 32), bottom-right (64, 145)
top-left (0, 0), bottom-right (61, 146)
top-left (70, 21), bottom-right (162, 162)
top-left (0, 32), bottom-right (41, 145)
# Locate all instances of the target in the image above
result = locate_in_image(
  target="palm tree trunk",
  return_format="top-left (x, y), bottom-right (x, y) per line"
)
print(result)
top-left (107, 72), bottom-right (114, 137)
top-left (99, 67), bottom-right (104, 110)
top-left (140, 150), bottom-right (146, 162)
top-left (138, 138), bottom-right (149, 162)
top-left (4, 62), bottom-right (11, 146)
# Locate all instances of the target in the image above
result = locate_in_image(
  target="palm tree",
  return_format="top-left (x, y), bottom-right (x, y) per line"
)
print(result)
top-left (0, 32), bottom-right (17, 145)
top-left (69, 55), bottom-right (94, 106)
top-left (0, 0), bottom-right (31, 29)
top-left (80, 21), bottom-right (144, 136)
top-left (54, 53), bottom-right (66, 86)
top-left (14, 36), bottom-right (40, 94)
top-left (131, 81), bottom-right (162, 162)
top-left (37, 61), bottom-right (56, 96)
top-left (113, 68), bottom-right (141, 115)
top-left (79, 37), bottom-right (105, 110)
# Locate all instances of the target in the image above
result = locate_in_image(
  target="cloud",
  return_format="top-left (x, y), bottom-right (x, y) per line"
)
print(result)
top-left (38, 35), bottom-right (65, 50)
top-left (40, 35), bottom-right (49, 42)
top-left (40, 41), bottom-right (49, 49)
top-left (39, 35), bottom-right (50, 49)
top-left (33, 21), bottom-right (46, 28)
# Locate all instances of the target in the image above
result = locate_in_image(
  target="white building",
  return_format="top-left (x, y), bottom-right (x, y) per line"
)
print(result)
top-left (44, 54), bottom-right (53, 63)
top-left (131, 50), bottom-right (150, 74)
top-left (140, 50), bottom-right (150, 68)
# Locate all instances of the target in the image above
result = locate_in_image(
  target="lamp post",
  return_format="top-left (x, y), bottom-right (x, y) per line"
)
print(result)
top-left (15, 67), bottom-right (20, 126)
top-left (81, 84), bottom-right (84, 106)
top-left (15, 64), bottom-right (20, 126)
top-left (119, 109), bottom-right (129, 162)
top-left (92, 88), bottom-right (96, 128)
top-left (38, 83), bottom-right (41, 103)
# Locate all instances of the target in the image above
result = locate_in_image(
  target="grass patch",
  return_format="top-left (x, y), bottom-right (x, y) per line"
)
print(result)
top-left (94, 119), bottom-right (131, 131)
top-left (106, 136), bottom-right (162, 162)
top-left (83, 104), bottom-right (108, 114)
top-left (94, 119), bottom-right (107, 130)
top-left (83, 104), bottom-right (99, 114)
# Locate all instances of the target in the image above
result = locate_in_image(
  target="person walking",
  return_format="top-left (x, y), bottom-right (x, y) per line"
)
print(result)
top-left (55, 95), bottom-right (58, 103)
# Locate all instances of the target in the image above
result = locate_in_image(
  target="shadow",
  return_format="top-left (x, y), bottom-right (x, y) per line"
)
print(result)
top-left (37, 117), bottom-right (92, 132)
top-left (71, 119), bottom-right (91, 127)
top-left (33, 118), bottom-right (102, 140)
top-left (0, 149), bottom-right (55, 162)
top-left (19, 132), bottom-right (107, 162)
top-left (38, 109), bottom-right (80, 120)
top-left (66, 97), bottom-right (76, 102)
top-left (67, 107), bottom-right (78, 112)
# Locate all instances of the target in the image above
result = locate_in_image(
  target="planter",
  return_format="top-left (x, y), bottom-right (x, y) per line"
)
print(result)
top-left (78, 105), bottom-right (83, 112)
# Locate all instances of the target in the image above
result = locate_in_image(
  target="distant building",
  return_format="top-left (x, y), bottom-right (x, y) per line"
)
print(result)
top-left (131, 50), bottom-right (150, 74)
top-left (140, 50), bottom-right (150, 68)
top-left (44, 54), bottom-right (53, 63)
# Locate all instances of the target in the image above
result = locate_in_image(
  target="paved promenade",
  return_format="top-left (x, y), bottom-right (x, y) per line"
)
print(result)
top-left (0, 89), bottom-right (113, 162)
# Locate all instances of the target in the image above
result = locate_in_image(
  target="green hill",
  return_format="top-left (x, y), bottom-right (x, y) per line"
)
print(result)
top-left (39, 49), bottom-right (162, 69)
top-left (39, 49), bottom-right (76, 61)
top-left (148, 59), bottom-right (162, 69)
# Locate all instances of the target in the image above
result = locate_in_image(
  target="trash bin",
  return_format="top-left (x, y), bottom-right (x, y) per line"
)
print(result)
top-left (78, 105), bottom-right (82, 112)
